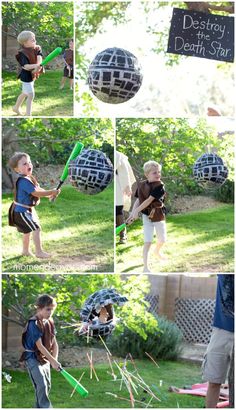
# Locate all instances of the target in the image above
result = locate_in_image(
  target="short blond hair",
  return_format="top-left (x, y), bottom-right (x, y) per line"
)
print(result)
top-left (17, 31), bottom-right (35, 45)
top-left (8, 152), bottom-right (29, 170)
top-left (143, 160), bottom-right (162, 176)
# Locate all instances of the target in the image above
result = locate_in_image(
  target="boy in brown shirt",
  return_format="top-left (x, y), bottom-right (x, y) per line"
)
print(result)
top-left (127, 160), bottom-right (167, 272)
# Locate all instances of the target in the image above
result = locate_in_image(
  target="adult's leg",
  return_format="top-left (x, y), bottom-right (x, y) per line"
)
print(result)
top-left (229, 344), bottom-right (234, 408)
top-left (206, 383), bottom-right (221, 408)
top-left (203, 328), bottom-right (234, 408)
top-left (116, 206), bottom-right (127, 244)
top-left (32, 229), bottom-right (51, 258)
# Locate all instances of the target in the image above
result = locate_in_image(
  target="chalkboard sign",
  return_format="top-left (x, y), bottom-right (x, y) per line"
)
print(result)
top-left (167, 8), bottom-right (234, 62)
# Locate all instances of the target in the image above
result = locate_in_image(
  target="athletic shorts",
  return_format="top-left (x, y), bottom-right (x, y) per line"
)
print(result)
top-left (202, 327), bottom-right (234, 384)
top-left (63, 66), bottom-right (73, 79)
top-left (21, 81), bottom-right (35, 95)
top-left (13, 209), bottom-right (40, 233)
top-left (142, 214), bottom-right (167, 243)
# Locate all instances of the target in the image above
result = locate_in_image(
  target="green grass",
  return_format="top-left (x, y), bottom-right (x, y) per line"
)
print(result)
top-left (2, 70), bottom-right (73, 116)
top-left (117, 205), bottom-right (234, 273)
top-left (2, 185), bottom-right (114, 273)
top-left (2, 360), bottom-right (205, 408)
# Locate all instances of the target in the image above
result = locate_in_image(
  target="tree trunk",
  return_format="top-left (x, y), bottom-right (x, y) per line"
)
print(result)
top-left (2, 121), bottom-right (20, 192)
top-left (185, 2), bottom-right (234, 14)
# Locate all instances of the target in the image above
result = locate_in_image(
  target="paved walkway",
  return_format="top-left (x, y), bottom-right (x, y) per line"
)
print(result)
top-left (179, 342), bottom-right (207, 364)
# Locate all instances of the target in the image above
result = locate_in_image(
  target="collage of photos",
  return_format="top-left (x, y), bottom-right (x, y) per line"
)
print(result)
top-left (1, 1), bottom-right (235, 410)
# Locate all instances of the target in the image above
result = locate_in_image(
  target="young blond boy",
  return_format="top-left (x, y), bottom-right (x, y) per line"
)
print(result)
top-left (127, 160), bottom-right (167, 272)
top-left (8, 152), bottom-right (60, 258)
top-left (13, 31), bottom-right (43, 116)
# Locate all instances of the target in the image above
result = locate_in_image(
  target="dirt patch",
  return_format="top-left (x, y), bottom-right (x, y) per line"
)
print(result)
top-left (170, 195), bottom-right (222, 214)
top-left (33, 165), bottom-right (68, 188)
top-left (55, 256), bottom-right (99, 271)
top-left (2, 347), bottom-right (112, 370)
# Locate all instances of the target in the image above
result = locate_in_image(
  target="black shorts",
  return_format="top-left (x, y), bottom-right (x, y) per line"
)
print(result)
top-left (63, 66), bottom-right (73, 79)
top-left (13, 210), bottom-right (40, 234)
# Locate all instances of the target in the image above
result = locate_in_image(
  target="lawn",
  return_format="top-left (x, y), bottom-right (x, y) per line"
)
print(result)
top-left (116, 205), bottom-right (234, 273)
top-left (2, 360), bottom-right (205, 408)
top-left (2, 185), bottom-right (114, 273)
top-left (2, 70), bottom-right (73, 117)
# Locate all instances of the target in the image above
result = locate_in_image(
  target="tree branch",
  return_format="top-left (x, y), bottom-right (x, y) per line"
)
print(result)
top-left (185, 2), bottom-right (234, 14)
top-left (2, 314), bottom-right (24, 327)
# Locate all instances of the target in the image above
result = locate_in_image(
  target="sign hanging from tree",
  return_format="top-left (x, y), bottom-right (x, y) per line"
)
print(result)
top-left (167, 8), bottom-right (234, 62)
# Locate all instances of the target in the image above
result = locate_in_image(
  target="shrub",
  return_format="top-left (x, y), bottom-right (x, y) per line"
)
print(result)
top-left (214, 180), bottom-right (234, 203)
top-left (107, 315), bottom-right (183, 360)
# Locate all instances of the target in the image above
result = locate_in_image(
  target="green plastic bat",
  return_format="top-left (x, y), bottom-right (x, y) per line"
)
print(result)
top-left (60, 368), bottom-right (88, 397)
top-left (116, 223), bottom-right (126, 235)
top-left (41, 47), bottom-right (62, 66)
top-left (51, 141), bottom-right (84, 202)
top-left (56, 141), bottom-right (84, 189)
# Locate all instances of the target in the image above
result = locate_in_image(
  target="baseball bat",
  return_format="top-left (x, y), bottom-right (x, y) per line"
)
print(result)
top-left (59, 368), bottom-right (88, 397)
top-left (51, 141), bottom-right (84, 202)
top-left (41, 47), bottom-right (62, 66)
top-left (116, 223), bottom-right (126, 235)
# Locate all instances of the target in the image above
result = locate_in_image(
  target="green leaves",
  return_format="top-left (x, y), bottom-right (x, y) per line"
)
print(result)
top-left (2, 2), bottom-right (73, 54)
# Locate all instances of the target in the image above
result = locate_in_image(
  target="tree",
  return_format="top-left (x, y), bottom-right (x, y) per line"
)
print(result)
top-left (2, 2), bottom-right (73, 54)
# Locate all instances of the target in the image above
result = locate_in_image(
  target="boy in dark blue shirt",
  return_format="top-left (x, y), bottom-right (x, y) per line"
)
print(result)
top-left (8, 152), bottom-right (60, 258)
top-left (20, 294), bottom-right (61, 408)
top-left (202, 274), bottom-right (234, 408)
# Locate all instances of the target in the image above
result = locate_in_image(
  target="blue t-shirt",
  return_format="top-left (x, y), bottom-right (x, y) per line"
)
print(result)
top-left (14, 177), bottom-right (36, 212)
top-left (23, 320), bottom-right (43, 360)
top-left (213, 274), bottom-right (234, 332)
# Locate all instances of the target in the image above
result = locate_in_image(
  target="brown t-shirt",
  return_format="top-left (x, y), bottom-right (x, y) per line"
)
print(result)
top-left (64, 49), bottom-right (73, 66)
top-left (135, 180), bottom-right (166, 222)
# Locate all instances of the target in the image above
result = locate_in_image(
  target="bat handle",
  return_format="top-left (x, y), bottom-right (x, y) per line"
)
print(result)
top-left (49, 181), bottom-right (64, 203)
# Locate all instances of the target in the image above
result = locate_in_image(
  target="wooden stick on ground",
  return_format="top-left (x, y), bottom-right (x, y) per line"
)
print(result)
top-left (145, 352), bottom-right (160, 368)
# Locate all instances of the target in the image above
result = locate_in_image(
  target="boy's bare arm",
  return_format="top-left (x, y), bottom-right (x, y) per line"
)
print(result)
top-left (126, 198), bottom-right (140, 224)
top-left (127, 196), bottom-right (156, 223)
top-left (131, 198), bottom-right (140, 211)
top-left (37, 55), bottom-right (42, 64)
top-left (35, 338), bottom-right (61, 370)
top-left (22, 63), bottom-right (41, 71)
top-left (32, 189), bottom-right (60, 198)
top-left (135, 195), bottom-right (155, 213)
top-left (52, 337), bottom-right (59, 360)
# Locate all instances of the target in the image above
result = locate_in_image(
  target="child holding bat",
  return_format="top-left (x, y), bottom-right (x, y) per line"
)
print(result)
top-left (13, 31), bottom-right (43, 116)
top-left (60, 39), bottom-right (74, 90)
top-left (127, 160), bottom-right (167, 272)
top-left (19, 294), bottom-right (61, 408)
top-left (8, 152), bottom-right (61, 258)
